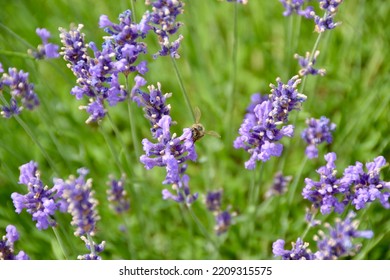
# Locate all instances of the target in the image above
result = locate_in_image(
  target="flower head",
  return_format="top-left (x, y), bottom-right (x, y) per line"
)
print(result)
top-left (341, 156), bottom-right (390, 210)
top-left (314, 212), bottom-right (373, 259)
top-left (77, 236), bottom-right (105, 260)
top-left (31, 28), bottom-right (60, 59)
top-left (11, 161), bottom-right (65, 230)
top-left (266, 171), bottom-right (292, 197)
top-left (272, 238), bottom-right (315, 260)
top-left (301, 116), bottom-right (336, 159)
top-left (302, 152), bottom-right (348, 214)
top-left (0, 67), bottom-right (39, 118)
top-left (58, 168), bottom-right (100, 236)
top-left (279, 0), bottom-right (315, 18)
top-left (145, 0), bottom-right (185, 58)
top-left (227, 0), bottom-right (248, 4)
top-left (294, 51), bottom-right (326, 77)
top-left (107, 175), bottom-right (130, 214)
top-left (0, 225), bottom-right (29, 260)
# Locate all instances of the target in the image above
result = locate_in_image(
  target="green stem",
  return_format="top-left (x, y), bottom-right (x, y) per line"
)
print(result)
top-left (14, 115), bottom-right (59, 175)
top-left (225, 3), bottom-right (238, 141)
top-left (121, 214), bottom-right (136, 259)
top-left (106, 113), bottom-right (135, 175)
top-left (125, 77), bottom-right (142, 161)
top-left (0, 22), bottom-right (35, 49)
top-left (86, 233), bottom-right (96, 256)
top-left (99, 122), bottom-right (124, 174)
top-left (0, 49), bottom-right (33, 59)
top-left (288, 157), bottom-right (308, 205)
top-left (170, 56), bottom-right (196, 122)
top-left (130, 0), bottom-right (137, 22)
top-left (52, 226), bottom-right (68, 260)
top-left (186, 205), bottom-right (219, 252)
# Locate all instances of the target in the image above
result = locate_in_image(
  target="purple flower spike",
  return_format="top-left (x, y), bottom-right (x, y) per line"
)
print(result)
top-left (314, 211), bottom-right (373, 259)
top-left (341, 156), bottom-right (390, 210)
top-left (302, 152), bottom-right (348, 215)
top-left (145, 0), bottom-right (185, 58)
top-left (301, 116), bottom-right (336, 159)
top-left (33, 28), bottom-right (60, 59)
top-left (272, 238), bottom-right (315, 260)
top-left (58, 168), bottom-right (100, 236)
top-left (279, 0), bottom-right (315, 19)
top-left (266, 171), bottom-right (292, 198)
top-left (11, 161), bottom-right (65, 230)
top-left (107, 175), bottom-right (130, 214)
top-left (295, 51), bottom-right (326, 77)
top-left (0, 67), bottom-right (39, 118)
top-left (1, 225), bottom-right (30, 260)
top-left (77, 236), bottom-right (105, 260)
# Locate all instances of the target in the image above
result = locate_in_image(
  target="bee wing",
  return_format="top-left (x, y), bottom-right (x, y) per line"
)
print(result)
top-left (194, 106), bottom-right (201, 124)
top-left (205, 130), bottom-right (221, 138)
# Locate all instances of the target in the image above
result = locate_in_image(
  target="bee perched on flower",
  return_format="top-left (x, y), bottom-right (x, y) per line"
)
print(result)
top-left (190, 107), bottom-right (220, 143)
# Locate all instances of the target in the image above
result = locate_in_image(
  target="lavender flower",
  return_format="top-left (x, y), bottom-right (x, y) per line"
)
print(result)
top-left (0, 67), bottom-right (39, 118)
top-left (314, 0), bottom-right (343, 33)
top-left (31, 28), bottom-right (60, 59)
top-left (279, 0), bottom-right (315, 19)
top-left (145, 0), bottom-right (185, 58)
top-left (77, 236), bottom-right (105, 260)
top-left (59, 10), bottom-right (148, 123)
top-left (301, 116), bottom-right (336, 159)
top-left (314, 212), bottom-right (373, 259)
top-left (205, 190), bottom-right (223, 212)
top-left (234, 97), bottom-right (295, 169)
top-left (302, 152), bottom-right (348, 214)
top-left (0, 62), bottom-right (3, 73)
top-left (58, 168), bottom-right (100, 236)
top-left (272, 238), bottom-right (315, 260)
top-left (268, 75), bottom-right (306, 124)
top-left (265, 171), bottom-right (292, 197)
top-left (294, 51), bottom-right (326, 77)
top-left (204, 190), bottom-right (234, 235)
top-left (304, 152), bottom-right (390, 214)
top-left (107, 175), bottom-right (130, 214)
top-left (0, 225), bottom-right (29, 260)
top-left (11, 161), bottom-right (66, 230)
top-left (133, 82), bottom-right (172, 138)
top-left (341, 156), bottom-right (390, 210)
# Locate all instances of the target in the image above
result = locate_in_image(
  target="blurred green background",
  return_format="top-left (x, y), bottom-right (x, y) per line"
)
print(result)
top-left (0, 0), bottom-right (389, 259)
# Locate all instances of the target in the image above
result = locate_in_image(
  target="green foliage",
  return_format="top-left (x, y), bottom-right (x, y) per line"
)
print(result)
top-left (0, 0), bottom-right (389, 260)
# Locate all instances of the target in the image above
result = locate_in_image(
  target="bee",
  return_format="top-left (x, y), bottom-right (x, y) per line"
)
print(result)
top-left (190, 107), bottom-right (220, 142)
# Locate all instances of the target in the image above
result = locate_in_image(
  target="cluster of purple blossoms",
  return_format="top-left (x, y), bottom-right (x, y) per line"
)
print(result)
top-left (0, 66), bottom-right (39, 118)
top-left (107, 175), bottom-right (130, 214)
top-left (77, 236), bottom-right (106, 260)
top-left (301, 116), bottom-right (336, 159)
top-left (314, 212), bottom-right (373, 259)
top-left (273, 238), bottom-right (315, 260)
top-left (273, 212), bottom-right (373, 260)
top-left (279, 0), bottom-right (315, 18)
top-left (265, 171), bottom-right (292, 198)
top-left (205, 190), bottom-right (233, 235)
top-left (144, 0), bottom-right (185, 58)
top-left (30, 28), bottom-right (60, 59)
top-left (11, 161), bottom-right (66, 230)
top-left (234, 77), bottom-right (306, 169)
top-left (294, 51), bottom-right (326, 77)
top-left (314, 0), bottom-right (344, 33)
top-left (280, 0), bottom-right (343, 33)
top-left (0, 225), bottom-right (29, 260)
top-left (59, 9), bottom-right (148, 123)
top-left (135, 80), bottom-right (198, 204)
top-left (303, 152), bottom-right (390, 214)
top-left (56, 168), bottom-right (100, 236)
